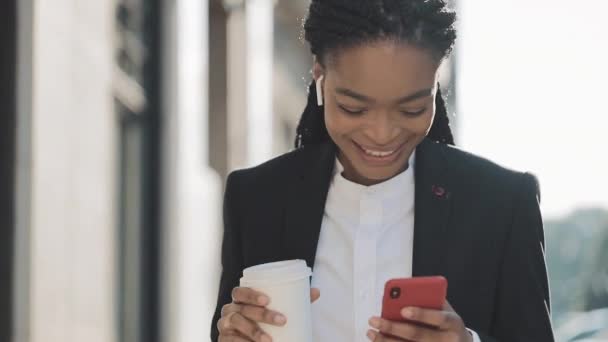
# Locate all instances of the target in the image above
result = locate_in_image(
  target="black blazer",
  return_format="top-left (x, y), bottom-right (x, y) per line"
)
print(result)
top-left (211, 138), bottom-right (554, 341)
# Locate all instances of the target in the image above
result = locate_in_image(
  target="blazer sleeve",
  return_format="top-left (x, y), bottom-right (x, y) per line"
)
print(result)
top-left (477, 173), bottom-right (554, 342)
top-left (210, 172), bottom-right (245, 342)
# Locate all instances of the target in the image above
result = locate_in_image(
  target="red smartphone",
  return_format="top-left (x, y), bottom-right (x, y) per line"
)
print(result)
top-left (381, 276), bottom-right (448, 324)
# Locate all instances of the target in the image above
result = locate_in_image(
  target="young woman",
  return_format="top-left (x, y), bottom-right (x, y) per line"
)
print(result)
top-left (211, 1), bottom-right (554, 341)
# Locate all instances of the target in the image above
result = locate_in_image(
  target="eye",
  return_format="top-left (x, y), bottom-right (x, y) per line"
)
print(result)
top-left (400, 108), bottom-right (426, 116)
top-left (338, 104), bottom-right (366, 115)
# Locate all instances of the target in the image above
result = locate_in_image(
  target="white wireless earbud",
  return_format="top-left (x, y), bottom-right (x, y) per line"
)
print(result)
top-left (316, 75), bottom-right (324, 106)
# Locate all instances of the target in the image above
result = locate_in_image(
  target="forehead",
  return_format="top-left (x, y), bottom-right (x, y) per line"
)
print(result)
top-left (326, 41), bottom-right (440, 99)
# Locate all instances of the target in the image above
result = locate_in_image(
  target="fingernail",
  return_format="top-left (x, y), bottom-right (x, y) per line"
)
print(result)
top-left (273, 314), bottom-right (286, 324)
top-left (258, 295), bottom-right (269, 305)
top-left (261, 334), bottom-right (272, 342)
top-left (369, 317), bottom-right (380, 329)
top-left (367, 330), bottom-right (377, 340)
top-left (401, 308), bottom-right (413, 318)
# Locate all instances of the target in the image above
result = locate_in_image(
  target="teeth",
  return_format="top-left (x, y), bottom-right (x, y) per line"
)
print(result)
top-left (362, 148), bottom-right (396, 157)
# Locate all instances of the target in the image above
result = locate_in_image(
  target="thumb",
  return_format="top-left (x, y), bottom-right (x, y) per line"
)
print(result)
top-left (310, 288), bottom-right (321, 303)
top-left (443, 300), bottom-right (455, 312)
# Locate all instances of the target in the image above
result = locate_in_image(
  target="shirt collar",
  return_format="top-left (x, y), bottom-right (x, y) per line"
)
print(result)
top-left (325, 149), bottom-right (417, 231)
top-left (332, 149), bottom-right (416, 203)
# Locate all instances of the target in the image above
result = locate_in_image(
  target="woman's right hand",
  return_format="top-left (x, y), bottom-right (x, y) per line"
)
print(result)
top-left (218, 287), bottom-right (321, 342)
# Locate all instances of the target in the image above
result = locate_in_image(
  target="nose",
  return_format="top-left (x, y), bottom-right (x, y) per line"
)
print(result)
top-left (365, 113), bottom-right (400, 146)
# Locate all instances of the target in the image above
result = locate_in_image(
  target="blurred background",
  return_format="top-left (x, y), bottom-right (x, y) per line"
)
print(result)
top-left (1, 0), bottom-right (607, 341)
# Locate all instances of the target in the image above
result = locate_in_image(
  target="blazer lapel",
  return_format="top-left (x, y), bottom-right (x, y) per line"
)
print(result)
top-left (282, 142), bottom-right (336, 269)
top-left (412, 138), bottom-right (453, 277)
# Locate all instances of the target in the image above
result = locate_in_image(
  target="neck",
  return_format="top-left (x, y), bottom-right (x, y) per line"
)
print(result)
top-left (337, 152), bottom-right (409, 187)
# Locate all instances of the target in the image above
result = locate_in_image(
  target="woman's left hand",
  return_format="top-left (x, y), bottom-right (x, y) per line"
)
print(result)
top-left (367, 301), bottom-right (473, 342)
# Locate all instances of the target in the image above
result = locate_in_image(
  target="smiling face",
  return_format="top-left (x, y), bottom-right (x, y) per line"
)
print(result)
top-left (314, 40), bottom-right (442, 185)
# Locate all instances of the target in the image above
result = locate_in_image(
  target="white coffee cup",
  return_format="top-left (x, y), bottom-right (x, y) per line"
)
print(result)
top-left (240, 260), bottom-right (313, 342)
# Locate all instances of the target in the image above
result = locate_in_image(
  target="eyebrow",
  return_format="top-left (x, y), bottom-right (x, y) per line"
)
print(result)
top-left (335, 87), bottom-right (434, 104)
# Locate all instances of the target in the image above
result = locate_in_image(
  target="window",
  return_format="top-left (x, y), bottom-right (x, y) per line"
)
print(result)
top-left (115, 1), bottom-right (162, 341)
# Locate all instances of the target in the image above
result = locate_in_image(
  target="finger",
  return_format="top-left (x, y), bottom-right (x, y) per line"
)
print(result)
top-left (228, 312), bottom-right (272, 342)
top-left (218, 330), bottom-right (251, 342)
top-left (226, 329), bottom-right (255, 342)
top-left (366, 329), bottom-right (401, 342)
top-left (223, 303), bottom-right (286, 326)
top-left (221, 303), bottom-right (287, 326)
top-left (232, 287), bottom-right (270, 306)
top-left (219, 312), bottom-right (267, 341)
top-left (369, 316), bottom-right (439, 341)
top-left (219, 331), bottom-right (251, 342)
top-left (238, 304), bottom-right (287, 326)
top-left (222, 303), bottom-right (238, 317)
top-left (401, 307), bottom-right (456, 329)
top-left (310, 288), bottom-right (321, 303)
top-left (217, 314), bottom-right (239, 336)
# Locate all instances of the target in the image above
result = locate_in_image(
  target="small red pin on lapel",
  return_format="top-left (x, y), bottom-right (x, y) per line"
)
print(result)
top-left (432, 185), bottom-right (449, 199)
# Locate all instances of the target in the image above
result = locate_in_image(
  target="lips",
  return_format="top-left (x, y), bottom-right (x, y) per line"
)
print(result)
top-left (359, 145), bottom-right (399, 157)
top-left (352, 140), bottom-right (405, 165)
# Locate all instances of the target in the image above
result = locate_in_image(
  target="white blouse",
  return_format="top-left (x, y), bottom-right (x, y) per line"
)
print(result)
top-left (310, 151), bottom-right (480, 342)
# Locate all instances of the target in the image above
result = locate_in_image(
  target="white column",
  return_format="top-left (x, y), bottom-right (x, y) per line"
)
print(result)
top-left (161, 1), bottom-right (222, 342)
top-left (225, 0), bottom-right (248, 170)
top-left (17, 1), bottom-right (118, 342)
top-left (245, 0), bottom-right (275, 166)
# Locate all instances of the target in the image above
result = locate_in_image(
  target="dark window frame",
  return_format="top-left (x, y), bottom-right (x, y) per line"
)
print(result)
top-left (115, 0), bottom-right (162, 341)
top-left (0, 0), bottom-right (17, 340)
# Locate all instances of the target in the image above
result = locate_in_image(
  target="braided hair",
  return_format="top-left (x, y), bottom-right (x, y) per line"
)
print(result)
top-left (295, 0), bottom-right (457, 149)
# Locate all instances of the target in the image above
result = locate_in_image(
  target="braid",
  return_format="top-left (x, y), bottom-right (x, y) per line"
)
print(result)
top-left (296, 0), bottom-right (458, 149)
top-left (428, 86), bottom-right (455, 145)
top-left (295, 81), bottom-right (329, 149)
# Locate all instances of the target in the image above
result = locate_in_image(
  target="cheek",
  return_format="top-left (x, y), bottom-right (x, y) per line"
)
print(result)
top-left (324, 107), bottom-right (357, 139)
top-left (393, 110), bottom-right (435, 138)
top-left (414, 103), bottom-right (437, 136)
top-left (424, 105), bottom-right (437, 134)
top-left (419, 111), bottom-right (436, 135)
